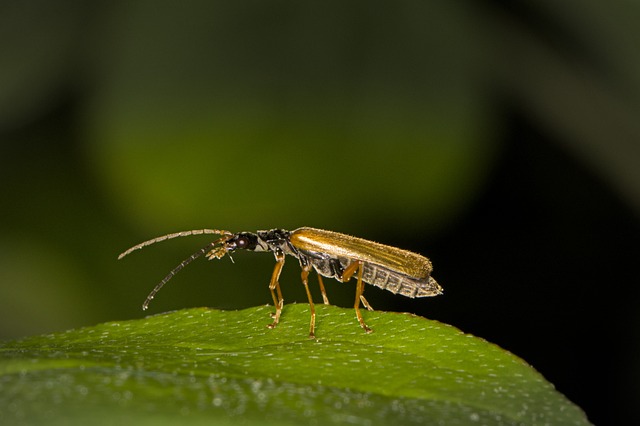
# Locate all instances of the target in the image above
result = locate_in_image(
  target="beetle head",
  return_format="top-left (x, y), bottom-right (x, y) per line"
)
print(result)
top-left (205, 232), bottom-right (270, 260)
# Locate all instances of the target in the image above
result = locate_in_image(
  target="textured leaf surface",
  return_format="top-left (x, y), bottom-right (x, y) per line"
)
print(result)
top-left (0, 304), bottom-right (589, 425)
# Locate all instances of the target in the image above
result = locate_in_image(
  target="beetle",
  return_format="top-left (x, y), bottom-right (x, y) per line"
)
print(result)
top-left (119, 227), bottom-right (442, 338)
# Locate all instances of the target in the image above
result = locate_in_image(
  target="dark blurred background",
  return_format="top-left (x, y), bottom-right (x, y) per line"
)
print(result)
top-left (1, 1), bottom-right (638, 424)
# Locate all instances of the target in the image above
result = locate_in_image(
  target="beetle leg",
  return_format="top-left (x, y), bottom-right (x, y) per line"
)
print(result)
top-left (267, 252), bottom-right (285, 329)
top-left (360, 295), bottom-right (374, 311)
top-left (316, 274), bottom-right (330, 305)
top-left (353, 261), bottom-right (372, 333)
top-left (301, 265), bottom-right (316, 339)
top-left (340, 260), bottom-right (360, 281)
top-left (339, 261), bottom-right (372, 333)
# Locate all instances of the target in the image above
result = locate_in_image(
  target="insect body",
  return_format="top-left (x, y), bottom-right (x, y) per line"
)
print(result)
top-left (119, 227), bottom-right (442, 338)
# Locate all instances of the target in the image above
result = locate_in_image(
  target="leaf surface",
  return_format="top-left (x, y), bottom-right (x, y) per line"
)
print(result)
top-left (0, 304), bottom-right (590, 425)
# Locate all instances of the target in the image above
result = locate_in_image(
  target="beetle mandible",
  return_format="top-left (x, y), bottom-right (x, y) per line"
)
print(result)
top-left (119, 227), bottom-right (442, 338)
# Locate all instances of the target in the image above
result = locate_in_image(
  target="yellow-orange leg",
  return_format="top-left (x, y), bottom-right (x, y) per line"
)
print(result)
top-left (301, 265), bottom-right (316, 339)
top-left (341, 260), bottom-right (372, 333)
top-left (360, 295), bottom-right (374, 311)
top-left (317, 274), bottom-right (330, 305)
top-left (267, 253), bottom-right (285, 329)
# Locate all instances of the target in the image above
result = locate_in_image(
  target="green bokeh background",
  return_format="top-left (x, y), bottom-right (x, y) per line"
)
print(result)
top-left (1, 1), bottom-right (639, 424)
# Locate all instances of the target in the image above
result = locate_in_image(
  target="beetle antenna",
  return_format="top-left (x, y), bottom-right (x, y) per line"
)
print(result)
top-left (118, 229), bottom-right (232, 260)
top-left (142, 237), bottom-right (230, 310)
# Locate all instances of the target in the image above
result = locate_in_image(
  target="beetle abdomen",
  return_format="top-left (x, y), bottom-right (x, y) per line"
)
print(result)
top-left (362, 262), bottom-right (442, 298)
top-left (303, 251), bottom-right (442, 298)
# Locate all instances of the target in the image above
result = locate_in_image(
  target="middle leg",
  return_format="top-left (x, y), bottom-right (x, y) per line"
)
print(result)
top-left (301, 265), bottom-right (317, 339)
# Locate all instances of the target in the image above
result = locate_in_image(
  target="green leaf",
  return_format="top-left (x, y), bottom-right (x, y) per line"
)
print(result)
top-left (0, 304), bottom-right (589, 425)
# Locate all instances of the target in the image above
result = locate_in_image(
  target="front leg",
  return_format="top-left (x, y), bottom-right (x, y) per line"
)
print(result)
top-left (267, 249), bottom-right (285, 329)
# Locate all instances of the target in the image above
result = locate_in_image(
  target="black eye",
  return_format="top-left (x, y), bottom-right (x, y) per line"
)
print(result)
top-left (236, 237), bottom-right (248, 248)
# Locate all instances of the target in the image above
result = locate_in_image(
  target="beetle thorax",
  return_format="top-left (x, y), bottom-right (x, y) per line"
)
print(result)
top-left (256, 229), bottom-right (294, 255)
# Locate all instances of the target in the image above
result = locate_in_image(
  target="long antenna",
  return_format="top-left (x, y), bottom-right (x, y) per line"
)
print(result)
top-left (142, 240), bottom-right (226, 310)
top-left (118, 229), bottom-right (234, 310)
top-left (118, 229), bottom-right (232, 259)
